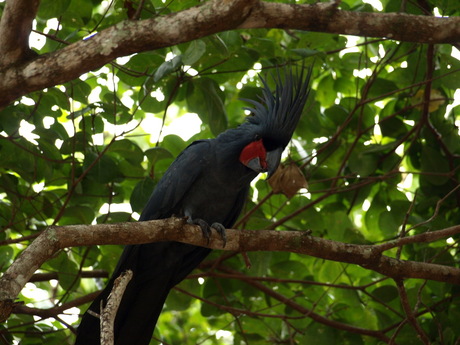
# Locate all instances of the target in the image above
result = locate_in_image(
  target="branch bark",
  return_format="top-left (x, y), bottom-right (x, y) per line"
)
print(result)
top-left (1, 0), bottom-right (459, 107)
top-left (0, 0), bottom-right (256, 108)
top-left (0, 0), bottom-right (40, 68)
top-left (100, 270), bottom-right (133, 345)
top-left (241, 1), bottom-right (460, 44)
top-left (0, 218), bottom-right (459, 322)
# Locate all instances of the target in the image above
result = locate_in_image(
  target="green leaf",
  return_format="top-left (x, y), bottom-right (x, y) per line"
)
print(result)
top-left (318, 260), bottom-right (343, 283)
top-left (299, 324), bottom-right (339, 344)
top-left (324, 211), bottom-right (355, 241)
top-left (366, 78), bottom-right (399, 100)
top-left (247, 252), bottom-right (272, 277)
top-left (130, 178), bottom-right (155, 213)
top-left (420, 145), bottom-right (450, 186)
top-left (216, 31), bottom-right (242, 53)
top-left (348, 150), bottom-right (378, 177)
top-left (182, 40), bottom-right (206, 65)
top-left (83, 152), bottom-right (121, 184)
top-left (271, 260), bottom-right (307, 278)
top-left (324, 105), bottom-right (349, 127)
top-left (378, 211), bottom-right (399, 237)
top-left (67, 80), bottom-right (92, 103)
top-left (380, 116), bottom-right (407, 138)
top-left (372, 285), bottom-right (399, 302)
top-left (186, 78), bottom-right (227, 136)
top-left (145, 147), bottom-right (174, 165)
top-left (47, 88), bottom-right (70, 111)
top-left (60, 205), bottom-right (95, 225)
top-left (0, 106), bottom-right (24, 135)
top-left (61, 0), bottom-right (93, 26)
top-left (45, 251), bottom-right (80, 291)
top-left (96, 212), bottom-right (133, 224)
top-left (316, 76), bottom-right (336, 107)
top-left (247, 38), bottom-right (275, 58)
top-left (79, 115), bottom-right (104, 134)
top-left (291, 48), bottom-right (325, 59)
top-left (154, 56), bottom-right (182, 82)
top-left (0, 246), bottom-right (14, 270)
top-left (108, 139), bottom-right (144, 165)
top-left (160, 135), bottom-right (186, 157)
top-left (37, 138), bottom-right (63, 161)
top-left (37, 0), bottom-right (71, 19)
top-left (165, 288), bottom-right (193, 311)
top-left (333, 77), bottom-right (356, 95)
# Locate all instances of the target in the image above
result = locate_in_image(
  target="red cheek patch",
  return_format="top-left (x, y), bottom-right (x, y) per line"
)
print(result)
top-left (239, 139), bottom-right (267, 168)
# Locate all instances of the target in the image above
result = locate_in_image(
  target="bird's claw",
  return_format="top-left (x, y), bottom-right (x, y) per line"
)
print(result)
top-left (211, 222), bottom-right (227, 248)
top-left (187, 218), bottom-right (227, 247)
top-left (189, 218), bottom-right (211, 244)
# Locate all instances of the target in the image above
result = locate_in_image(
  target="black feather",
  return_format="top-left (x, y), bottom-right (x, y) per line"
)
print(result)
top-left (243, 65), bottom-right (312, 147)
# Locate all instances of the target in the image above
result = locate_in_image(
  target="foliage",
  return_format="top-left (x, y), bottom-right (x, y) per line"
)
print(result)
top-left (1, 0), bottom-right (460, 344)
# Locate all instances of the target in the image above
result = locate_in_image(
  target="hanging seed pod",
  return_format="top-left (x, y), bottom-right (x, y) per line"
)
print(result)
top-left (269, 162), bottom-right (308, 198)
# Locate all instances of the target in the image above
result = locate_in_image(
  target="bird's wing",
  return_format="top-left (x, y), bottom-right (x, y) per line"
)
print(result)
top-left (113, 139), bottom-right (211, 277)
top-left (139, 139), bottom-right (210, 221)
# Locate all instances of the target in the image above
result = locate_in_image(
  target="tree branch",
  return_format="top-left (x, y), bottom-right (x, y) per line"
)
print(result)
top-left (1, 217), bottom-right (460, 323)
top-left (240, 1), bottom-right (460, 44)
top-left (0, 0), bottom-right (40, 68)
top-left (1, 0), bottom-right (459, 107)
top-left (100, 270), bottom-right (133, 345)
top-left (29, 270), bottom-right (108, 283)
top-left (0, 0), bottom-right (256, 108)
top-left (395, 279), bottom-right (430, 345)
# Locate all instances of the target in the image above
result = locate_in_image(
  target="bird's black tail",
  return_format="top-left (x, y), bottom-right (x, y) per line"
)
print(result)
top-left (75, 241), bottom-right (211, 345)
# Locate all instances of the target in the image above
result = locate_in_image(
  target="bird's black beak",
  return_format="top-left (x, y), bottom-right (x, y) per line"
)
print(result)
top-left (266, 147), bottom-right (284, 178)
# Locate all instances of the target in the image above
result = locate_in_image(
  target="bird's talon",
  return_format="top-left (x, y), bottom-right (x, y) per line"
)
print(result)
top-left (187, 217), bottom-right (226, 247)
top-left (211, 222), bottom-right (227, 248)
top-left (189, 218), bottom-right (211, 244)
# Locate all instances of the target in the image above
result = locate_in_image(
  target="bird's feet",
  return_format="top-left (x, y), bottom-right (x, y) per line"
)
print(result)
top-left (211, 222), bottom-right (227, 248)
top-left (187, 218), bottom-right (227, 248)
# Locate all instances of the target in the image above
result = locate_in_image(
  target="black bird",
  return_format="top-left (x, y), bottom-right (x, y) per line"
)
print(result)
top-left (75, 66), bottom-right (311, 345)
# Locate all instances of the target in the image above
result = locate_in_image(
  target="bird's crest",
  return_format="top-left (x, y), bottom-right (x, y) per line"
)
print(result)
top-left (243, 65), bottom-right (312, 147)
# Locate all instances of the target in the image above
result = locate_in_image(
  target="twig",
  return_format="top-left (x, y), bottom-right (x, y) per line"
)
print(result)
top-left (100, 270), bottom-right (133, 345)
top-left (395, 279), bottom-right (430, 345)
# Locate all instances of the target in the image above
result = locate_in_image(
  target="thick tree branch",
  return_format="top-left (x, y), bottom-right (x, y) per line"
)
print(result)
top-left (1, 218), bottom-right (459, 323)
top-left (0, 0), bottom-right (256, 108)
top-left (0, 0), bottom-right (40, 68)
top-left (240, 1), bottom-right (460, 44)
top-left (1, 0), bottom-right (459, 107)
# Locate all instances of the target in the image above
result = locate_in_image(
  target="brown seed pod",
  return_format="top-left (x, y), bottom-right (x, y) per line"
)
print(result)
top-left (269, 162), bottom-right (308, 198)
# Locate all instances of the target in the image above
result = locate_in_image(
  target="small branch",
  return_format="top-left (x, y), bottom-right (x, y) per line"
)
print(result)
top-left (29, 270), bottom-right (109, 283)
top-left (395, 280), bottom-right (430, 345)
top-left (100, 270), bottom-right (133, 345)
top-left (375, 224), bottom-right (460, 253)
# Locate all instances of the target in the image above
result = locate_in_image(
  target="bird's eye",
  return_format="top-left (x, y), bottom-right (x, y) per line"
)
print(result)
top-left (254, 134), bottom-right (261, 141)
